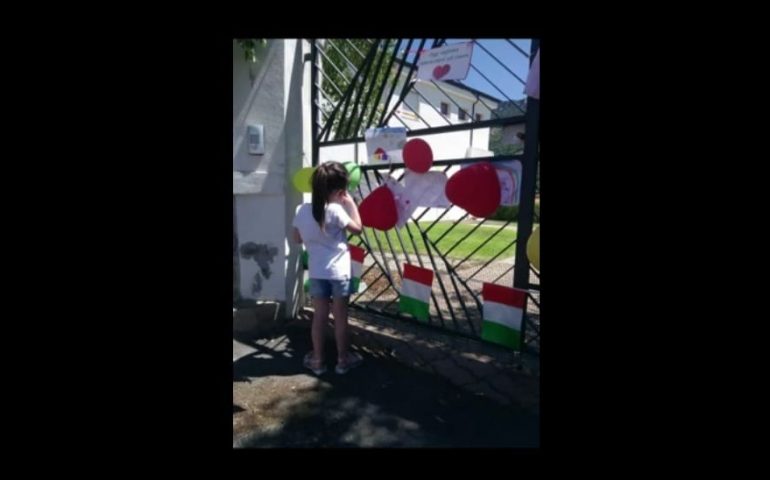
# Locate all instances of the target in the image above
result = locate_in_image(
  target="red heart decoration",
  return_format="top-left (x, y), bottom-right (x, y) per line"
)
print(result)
top-left (359, 185), bottom-right (398, 231)
top-left (433, 64), bottom-right (451, 79)
top-left (403, 138), bottom-right (433, 173)
top-left (445, 162), bottom-right (501, 217)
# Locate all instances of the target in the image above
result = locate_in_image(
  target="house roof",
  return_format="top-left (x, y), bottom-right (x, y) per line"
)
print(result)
top-left (441, 80), bottom-right (503, 104)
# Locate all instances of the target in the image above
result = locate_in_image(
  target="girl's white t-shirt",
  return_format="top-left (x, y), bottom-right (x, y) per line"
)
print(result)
top-left (292, 203), bottom-right (352, 280)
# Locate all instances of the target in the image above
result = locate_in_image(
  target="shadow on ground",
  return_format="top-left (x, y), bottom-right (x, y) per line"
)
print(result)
top-left (233, 323), bottom-right (539, 448)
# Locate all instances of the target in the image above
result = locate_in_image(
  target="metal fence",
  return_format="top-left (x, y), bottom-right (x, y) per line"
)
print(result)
top-left (346, 156), bottom-right (540, 354)
top-left (310, 38), bottom-right (540, 354)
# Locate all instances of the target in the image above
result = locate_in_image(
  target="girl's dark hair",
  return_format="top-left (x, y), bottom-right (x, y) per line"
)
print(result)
top-left (311, 161), bottom-right (349, 230)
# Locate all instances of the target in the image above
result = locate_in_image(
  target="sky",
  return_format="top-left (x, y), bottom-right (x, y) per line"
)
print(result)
top-left (401, 38), bottom-right (533, 103)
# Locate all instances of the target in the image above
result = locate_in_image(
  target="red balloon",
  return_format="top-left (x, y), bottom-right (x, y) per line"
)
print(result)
top-left (403, 138), bottom-right (433, 173)
top-left (359, 185), bottom-right (398, 231)
top-left (445, 162), bottom-right (501, 217)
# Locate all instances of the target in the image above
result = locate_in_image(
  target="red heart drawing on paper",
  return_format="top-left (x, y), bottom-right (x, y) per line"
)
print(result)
top-left (433, 64), bottom-right (451, 79)
top-left (374, 147), bottom-right (388, 161)
top-left (359, 185), bottom-right (398, 231)
top-left (445, 162), bottom-right (501, 218)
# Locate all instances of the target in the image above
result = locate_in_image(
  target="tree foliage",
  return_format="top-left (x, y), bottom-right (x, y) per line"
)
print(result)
top-left (320, 39), bottom-right (398, 138)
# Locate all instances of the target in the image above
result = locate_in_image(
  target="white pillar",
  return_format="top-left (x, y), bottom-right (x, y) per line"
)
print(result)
top-left (233, 39), bottom-right (310, 318)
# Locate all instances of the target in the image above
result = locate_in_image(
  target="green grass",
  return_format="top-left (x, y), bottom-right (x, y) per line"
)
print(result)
top-left (355, 221), bottom-right (528, 261)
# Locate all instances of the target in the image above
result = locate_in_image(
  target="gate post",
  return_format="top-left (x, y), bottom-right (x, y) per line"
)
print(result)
top-left (513, 38), bottom-right (540, 352)
top-left (311, 39), bottom-right (320, 167)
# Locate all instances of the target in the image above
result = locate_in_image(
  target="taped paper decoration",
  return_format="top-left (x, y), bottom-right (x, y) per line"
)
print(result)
top-left (359, 184), bottom-right (398, 231)
top-left (416, 42), bottom-right (474, 82)
top-left (463, 159), bottom-right (521, 207)
top-left (349, 244), bottom-right (366, 294)
top-left (382, 176), bottom-right (415, 229)
top-left (481, 282), bottom-right (527, 350)
top-left (494, 160), bottom-right (522, 207)
top-left (399, 263), bottom-right (434, 322)
top-left (364, 127), bottom-right (407, 164)
top-left (292, 166), bottom-right (315, 193)
top-left (497, 170), bottom-right (516, 207)
top-left (344, 162), bottom-right (362, 191)
top-left (403, 138), bottom-right (433, 173)
top-left (402, 170), bottom-right (451, 209)
top-left (445, 161), bottom-right (501, 217)
top-left (526, 226), bottom-right (540, 271)
top-left (524, 48), bottom-right (540, 100)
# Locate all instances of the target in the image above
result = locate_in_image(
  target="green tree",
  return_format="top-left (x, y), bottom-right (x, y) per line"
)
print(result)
top-left (320, 39), bottom-right (399, 139)
top-left (489, 127), bottom-right (525, 156)
top-left (236, 39), bottom-right (267, 62)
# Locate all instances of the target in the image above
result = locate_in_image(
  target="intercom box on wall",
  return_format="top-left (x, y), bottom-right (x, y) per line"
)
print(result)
top-left (247, 125), bottom-right (265, 155)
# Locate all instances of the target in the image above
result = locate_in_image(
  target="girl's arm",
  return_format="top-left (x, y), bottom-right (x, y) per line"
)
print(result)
top-left (292, 227), bottom-right (303, 244)
top-left (339, 191), bottom-right (363, 234)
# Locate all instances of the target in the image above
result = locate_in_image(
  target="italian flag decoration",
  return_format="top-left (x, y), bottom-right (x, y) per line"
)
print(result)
top-left (349, 244), bottom-right (366, 294)
top-left (481, 282), bottom-right (527, 350)
top-left (399, 263), bottom-right (434, 322)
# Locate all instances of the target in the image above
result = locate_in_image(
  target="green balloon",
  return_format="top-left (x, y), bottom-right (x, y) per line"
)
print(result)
top-left (304, 278), bottom-right (311, 293)
top-left (292, 167), bottom-right (315, 193)
top-left (301, 250), bottom-right (308, 270)
top-left (344, 162), bottom-right (361, 191)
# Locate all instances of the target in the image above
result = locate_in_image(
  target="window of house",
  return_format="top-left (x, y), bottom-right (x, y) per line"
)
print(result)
top-left (459, 109), bottom-right (468, 121)
top-left (440, 102), bottom-right (449, 115)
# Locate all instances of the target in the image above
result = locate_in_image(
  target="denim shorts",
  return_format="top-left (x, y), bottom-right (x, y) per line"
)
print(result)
top-left (309, 278), bottom-right (351, 299)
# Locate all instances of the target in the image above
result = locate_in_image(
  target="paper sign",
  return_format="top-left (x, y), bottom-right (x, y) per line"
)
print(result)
top-left (364, 127), bottom-right (407, 164)
top-left (416, 42), bottom-right (474, 82)
top-left (495, 160), bottom-right (522, 206)
top-left (460, 159), bottom-right (522, 206)
top-left (497, 170), bottom-right (516, 206)
top-left (403, 171), bottom-right (451, 208)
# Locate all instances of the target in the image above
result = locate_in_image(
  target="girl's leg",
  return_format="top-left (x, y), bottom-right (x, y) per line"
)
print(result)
top-left (311, 296), bottom-right (330, 365)
top-left (331, 296), bottom-right (349, 363)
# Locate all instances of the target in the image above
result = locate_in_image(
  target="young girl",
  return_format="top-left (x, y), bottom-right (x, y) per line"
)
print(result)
top-left (292, 161), bottom-right (364, 375)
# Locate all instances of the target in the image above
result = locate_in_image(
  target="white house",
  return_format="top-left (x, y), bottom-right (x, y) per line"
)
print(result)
top-left (319, 74), bottom-right (500, 164)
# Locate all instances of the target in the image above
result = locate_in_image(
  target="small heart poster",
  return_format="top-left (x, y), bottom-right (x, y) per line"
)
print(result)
top-left (416, 42), bottom-right (474, 82)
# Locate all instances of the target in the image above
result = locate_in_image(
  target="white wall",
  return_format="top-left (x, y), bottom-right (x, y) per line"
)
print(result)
top-left (233, 41), bottom-right (273, 119)
top-left (233, 39), bottom-right (309, 314)
top-left (233, 45), bottom-right (253, 120)
top-left (283, 40), bottom-right (311, 316)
